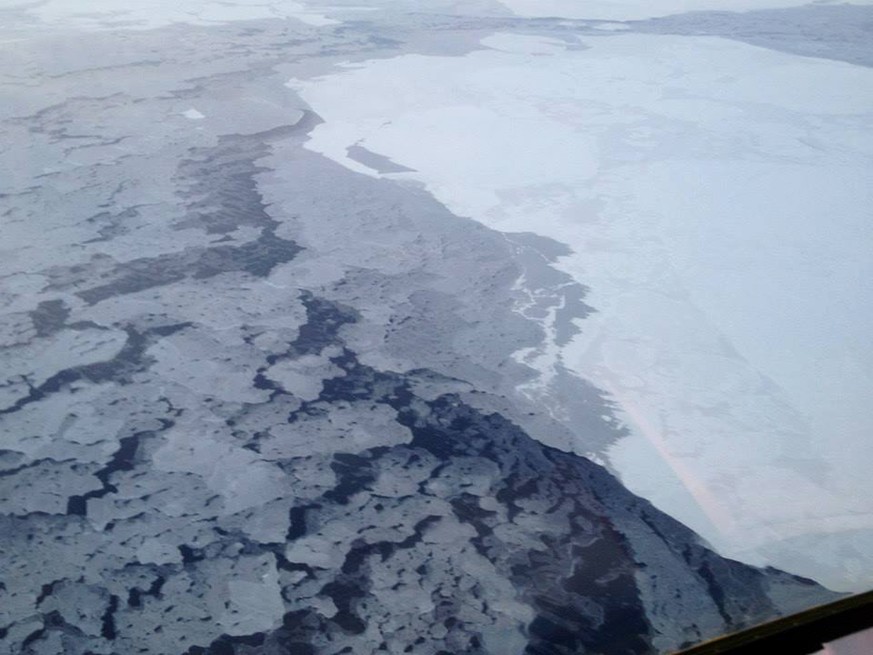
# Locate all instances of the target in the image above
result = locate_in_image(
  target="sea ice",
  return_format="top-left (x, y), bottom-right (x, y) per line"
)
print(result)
top-left (292, 30), bottom-right (873, 591)
top-left (496, 0), bottom-right (873, 22)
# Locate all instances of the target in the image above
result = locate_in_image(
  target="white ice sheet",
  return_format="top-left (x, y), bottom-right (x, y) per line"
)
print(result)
top-left (291, 31), bottom-right (873, 591)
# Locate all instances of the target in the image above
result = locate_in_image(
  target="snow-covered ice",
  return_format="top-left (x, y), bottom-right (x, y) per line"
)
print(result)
top-left (2, 7), bottom-right (856, 652)
top-left (292, 31), bottom-right (873, 590)
top-left (496, 0), bottom-right (873, 21)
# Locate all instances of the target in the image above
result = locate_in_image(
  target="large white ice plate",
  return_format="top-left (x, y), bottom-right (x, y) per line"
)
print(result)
top-left (291, 31), bottom-right (873, 591)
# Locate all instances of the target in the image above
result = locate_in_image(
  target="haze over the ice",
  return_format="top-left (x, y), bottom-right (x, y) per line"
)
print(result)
top-left (495, 0), bottom-right (873, 20)
top-left (2, 11), bottom-right (871, 655)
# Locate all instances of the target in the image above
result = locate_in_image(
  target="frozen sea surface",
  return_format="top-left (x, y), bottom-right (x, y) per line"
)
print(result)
top-left (0, 2), bottom-right (870, 654)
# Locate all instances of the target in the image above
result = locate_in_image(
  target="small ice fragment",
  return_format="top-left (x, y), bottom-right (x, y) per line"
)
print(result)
top-left (182, 108), bottom-right (205, 120)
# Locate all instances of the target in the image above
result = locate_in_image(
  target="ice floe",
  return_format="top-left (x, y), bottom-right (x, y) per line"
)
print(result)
top-left (293, 30), bottom-right (873, 590)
